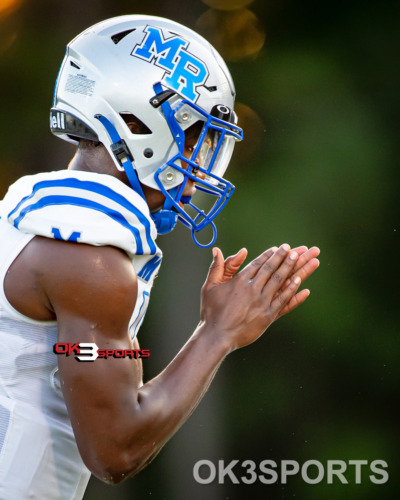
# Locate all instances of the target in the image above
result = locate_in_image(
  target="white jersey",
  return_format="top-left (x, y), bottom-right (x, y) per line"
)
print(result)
top-left (0, 170), bottom-right (162, 499)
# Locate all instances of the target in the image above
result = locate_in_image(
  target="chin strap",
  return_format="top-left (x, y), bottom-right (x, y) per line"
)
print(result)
top-left (151, 185), bottom-right (181, 235)
top-left (150, 209), bottom-right (178, 235)
top-left (94, 114), bottom-right (178, 235)
top-left (94, 114), bottom-right (145, 199)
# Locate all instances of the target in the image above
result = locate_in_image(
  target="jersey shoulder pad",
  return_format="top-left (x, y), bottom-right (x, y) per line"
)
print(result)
top-left (2, 170), bottom-right (160, 258)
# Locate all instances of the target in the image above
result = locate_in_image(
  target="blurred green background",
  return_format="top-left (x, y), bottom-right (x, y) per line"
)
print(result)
top-left (1, 0), bottom-right (399, 499)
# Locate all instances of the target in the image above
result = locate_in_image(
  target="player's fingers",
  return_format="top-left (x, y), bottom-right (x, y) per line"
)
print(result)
top-left (269, 276), bottom-right (302, 315)
top-left (239, 246), bottom-right (278, 280)
top-left (297, 246), bottom-right (320, 267)
top-left (278, 247), bottom-right (320, 291)
top-left (258, 245), bottom-right (299, 294)
top-left (292, 246), bottom-right (308, 257)
top-left (288, 246), bottom-right (319, 276)
top-left (276, 289), bottom-right (311, 319)
top-left (289, 252), bottom-right (320, 286)
top-left (280, 257), bottom-right (320, 292)
top-left (249, 244), bottom-right (291, 283)
top-left (297, 257), bottom-right (320, 282)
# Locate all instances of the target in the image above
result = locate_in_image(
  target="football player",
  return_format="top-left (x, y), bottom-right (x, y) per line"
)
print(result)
top-left (0, 15), bottom-right (320, 499)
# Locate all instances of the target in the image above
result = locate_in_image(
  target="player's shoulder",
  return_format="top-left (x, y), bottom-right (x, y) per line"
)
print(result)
top-left (33, 236), bottom-right (137, 292)
top-left (1, 169), bottom-right (161, 259)
top-left (3, 169), bottom-right (151, 218)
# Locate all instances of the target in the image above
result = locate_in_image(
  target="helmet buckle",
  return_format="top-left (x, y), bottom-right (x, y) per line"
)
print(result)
top-left (110, 139), bottom-right (133, 166)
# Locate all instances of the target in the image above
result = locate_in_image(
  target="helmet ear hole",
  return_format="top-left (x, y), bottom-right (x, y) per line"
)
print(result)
top-left (120, 112), bottom-right (152, 135)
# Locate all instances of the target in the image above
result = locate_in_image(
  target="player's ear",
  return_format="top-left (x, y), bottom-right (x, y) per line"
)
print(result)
top-left (126, 121), bottom-right (143, 134)
top-left (120, 112), bottom-right (151, 135)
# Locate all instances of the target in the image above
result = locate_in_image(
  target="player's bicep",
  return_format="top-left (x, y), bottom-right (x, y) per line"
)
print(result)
top-left (44, 242), bottom-right (137, 335)
top-left (41, 242), bottom-right (142, 462)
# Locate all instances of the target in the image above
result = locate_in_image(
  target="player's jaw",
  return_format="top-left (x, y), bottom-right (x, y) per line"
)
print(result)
top-left (141, 176), bottom-right (197, 213)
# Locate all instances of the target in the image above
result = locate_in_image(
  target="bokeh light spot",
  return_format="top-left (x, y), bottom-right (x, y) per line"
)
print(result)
top-left (231, 102), bottom-right (264, 168)
top-left (201, 0), bottom-right (254, 11)
top-left (196, 8), bottom-right (266, 62)
top-left (0, 29), bottom-right (17, 54)
top-left (0, 0), bottom-right (22, 17)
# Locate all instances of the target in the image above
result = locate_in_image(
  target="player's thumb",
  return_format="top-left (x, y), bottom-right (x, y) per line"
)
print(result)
top-left (204, 247), bottom-right (225, 287)
top-left (224, 248), bottom-right (248, 277)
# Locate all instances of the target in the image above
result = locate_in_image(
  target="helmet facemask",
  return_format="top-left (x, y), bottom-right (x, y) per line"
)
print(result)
top-left (151, 84), bottom-right (243, 247)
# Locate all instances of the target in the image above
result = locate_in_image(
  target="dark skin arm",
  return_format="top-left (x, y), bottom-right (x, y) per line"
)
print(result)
top-left (5, 236), bottom-right (319, 483)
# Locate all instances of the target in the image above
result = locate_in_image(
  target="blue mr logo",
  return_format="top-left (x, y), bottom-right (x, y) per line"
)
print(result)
top-left (132, 26), bottom-right (208, 102)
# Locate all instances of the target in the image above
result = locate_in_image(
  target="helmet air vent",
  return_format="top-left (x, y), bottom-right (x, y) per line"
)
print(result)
top-left (111, 29), bottom-right (136, 44)
top-left (120, 112), bottom-right (152, 135)
top-left (70, 61), bottom-right (80, 69)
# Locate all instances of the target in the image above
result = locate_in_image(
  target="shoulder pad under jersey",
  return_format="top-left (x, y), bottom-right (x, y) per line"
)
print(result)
top-left (1, 170), bottom-right (160, 259)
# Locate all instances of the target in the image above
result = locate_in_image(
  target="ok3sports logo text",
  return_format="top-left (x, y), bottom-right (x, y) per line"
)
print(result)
top-left (54, 342), bottom-right (150, 362)
top-left (132, 26), bottom-right (209, 102)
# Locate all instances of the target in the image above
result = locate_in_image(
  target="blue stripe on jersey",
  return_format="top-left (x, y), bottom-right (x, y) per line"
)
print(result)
top-left (12, 195), bottom-right (146, 254)
top-left (8, 177), bottom-right (157, 254)
top-left (138, 255), bottom-right (162, 282)
top-left (129, 291), bottom-right (150, 339)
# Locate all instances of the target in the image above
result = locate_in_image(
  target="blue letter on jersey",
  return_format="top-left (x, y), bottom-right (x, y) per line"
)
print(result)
top-left (51, 227), bottom-right (81, 242)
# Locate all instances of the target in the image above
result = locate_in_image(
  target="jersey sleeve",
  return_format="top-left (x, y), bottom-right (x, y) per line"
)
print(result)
top-left (1, 171), bottom-right (159, 259)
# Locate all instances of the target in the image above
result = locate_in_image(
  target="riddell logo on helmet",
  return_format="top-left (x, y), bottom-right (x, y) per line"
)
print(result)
top-left (132, 26), bottom-right (209, 102)
top-left (50, 111), bottom-right (65, 130)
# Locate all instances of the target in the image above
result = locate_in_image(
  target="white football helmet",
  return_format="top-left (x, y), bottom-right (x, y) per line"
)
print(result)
top-left (51, 15), bottom-right (243, 247)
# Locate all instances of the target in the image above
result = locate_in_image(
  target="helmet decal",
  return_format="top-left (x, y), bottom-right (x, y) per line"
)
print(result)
top-left (132, 26), bottom-right (209, 102)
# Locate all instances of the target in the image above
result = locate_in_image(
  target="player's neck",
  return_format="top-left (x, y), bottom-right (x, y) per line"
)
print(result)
top-left (67, 147), bottom-right (165, 211)
top-left (68, 148), bottom-right (129, 187)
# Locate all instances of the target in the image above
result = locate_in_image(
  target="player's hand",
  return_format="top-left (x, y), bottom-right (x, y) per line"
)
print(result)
top-left (200, 244), bottom-right (311, 350)
top-left (274, 246), bottom-right (320, 319)
top-left (205, 245), bottom-right (320, 319)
